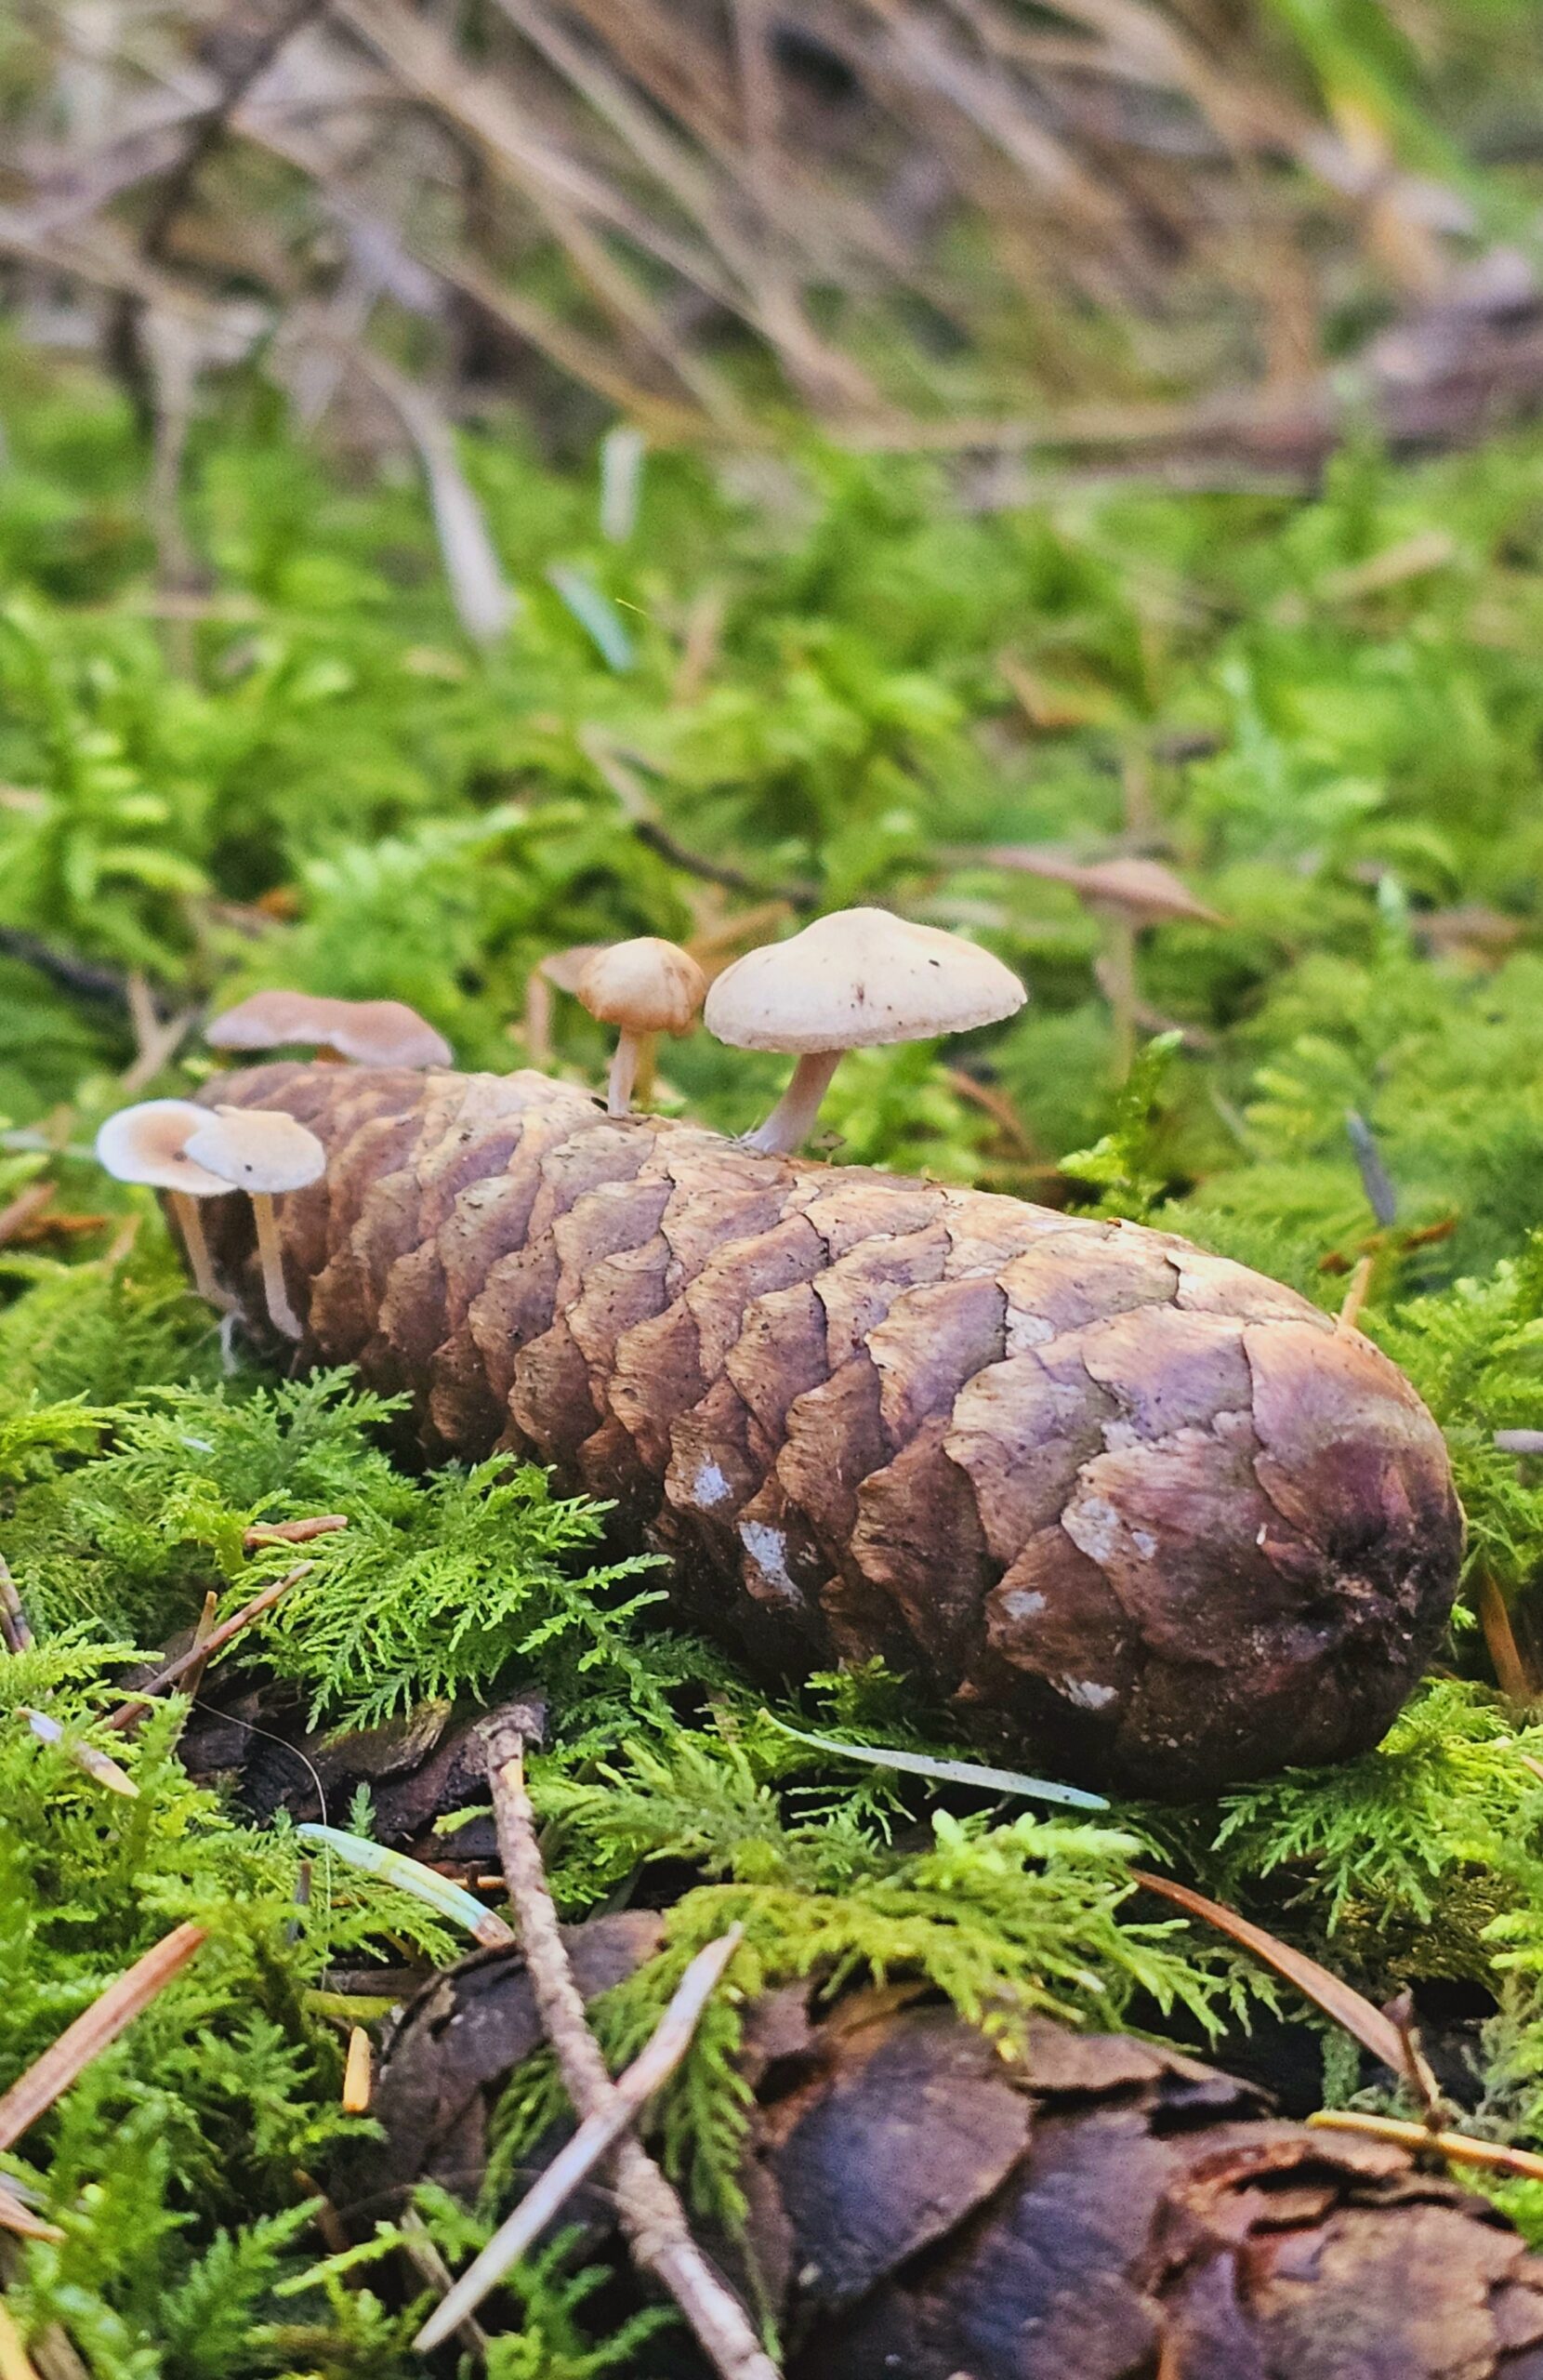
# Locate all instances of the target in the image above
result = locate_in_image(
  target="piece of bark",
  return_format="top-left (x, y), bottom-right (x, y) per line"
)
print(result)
top-left (363, 1921), bottom-right (1543, 2380)
top-left (192, 1064), bottom-right (1463, 1795)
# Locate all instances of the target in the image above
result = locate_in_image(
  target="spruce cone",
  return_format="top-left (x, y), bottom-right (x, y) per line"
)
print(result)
top-left (196, 1064), bottom-right (1462, 1793)
top-left (363, 1915), bottom-right (1543, 2380)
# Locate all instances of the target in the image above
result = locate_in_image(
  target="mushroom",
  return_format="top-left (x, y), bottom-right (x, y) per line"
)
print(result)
top-left (206, 992), bottom-right (452, 1070)
top-left (576, 938), bottom-right (706, 1116)
top-left (181, 1105), bottom-right (326, 1340)
top-left (988, 849), bottom-right (1221, 1080)
top-left (95, 1099), bottom-right (236, 1311)
top-left (704, 907), bottom-right (1025, 1157)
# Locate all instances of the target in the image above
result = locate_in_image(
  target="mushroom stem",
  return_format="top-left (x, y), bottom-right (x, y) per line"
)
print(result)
top-left (168, 1191), bottom-right (232, 1313)
top-left (1096, 911), bottom-right (1139, 1083)
top-left (745, 1050), bottom-right (843, 1156)
top-left (250, 1194), bottom-right (303, 1340)
top-left (606, 1030), bottom-right (644, 1117)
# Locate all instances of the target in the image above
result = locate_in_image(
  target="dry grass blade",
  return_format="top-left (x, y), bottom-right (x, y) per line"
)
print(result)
top-left (0, 1924), bottom-right (207, 2152)
top-left (1130, 1870), bottom-right (1437, 2093)
top-left (350, 354), bottom-right (515, 646)
top-left (415, 1925), bottom-right (745, 2349)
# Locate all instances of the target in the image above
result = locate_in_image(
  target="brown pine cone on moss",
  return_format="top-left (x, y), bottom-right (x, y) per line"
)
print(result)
top-left (194, 1063), bottom-right (1462, 1795)
top-left (361, 1915), bottom-right (1543, 2380)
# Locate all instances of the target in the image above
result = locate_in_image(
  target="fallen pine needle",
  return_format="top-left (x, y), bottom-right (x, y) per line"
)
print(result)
top-left (20, 1709), bottom-right (138, 1798)
top-left (341, 2026), bottom-right (372, 2115)
top-left (415, 1924), bottom-right (745, 2349)
top-left (103, 1564), bottom-right (313, 1731)
top-left (297, 1823), bottom-right (516, 1949)
top-left (763, 1713), bottom-right (1107, 1808)
top-left (1131, 1870), bottom-right (1439, 2100)
top-left (0, 2182), bottom-right (62, 2243)
top-left (0, 2301), bottom-right (43, 2380)
top-left (1306, 2109), bottom-right (1543, 2180)
top-left (0, 1924), bottom-right (207, 2151)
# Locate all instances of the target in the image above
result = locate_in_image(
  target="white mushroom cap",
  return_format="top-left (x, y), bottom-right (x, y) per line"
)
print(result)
top-left (206, 992), bottom-right (452, 1069)
top-left (577, 939), bottom-right (706, 1038)
top-left (990, 849), bottom-right (1222, 928)
top-left (205, 991), bottom-right (339, 1051)
top-left (538, 944), bottom-right (609, 996)
top-left (704, 908), bottom-right (1025, 1054)
top-left (182, 1105), bottom-right (327, 1195)
top-left (96, 1101), bottom-right (231, 1196)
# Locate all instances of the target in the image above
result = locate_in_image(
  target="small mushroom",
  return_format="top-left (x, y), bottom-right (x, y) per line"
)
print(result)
top-left (181, 1105), bottom-right (325, 1340)
top-left (576, 938), bottom-right (706, 1116)
top-left (704, 907), bottom-right (1025, 1157)
top-left (95, 1100), bottom-right (236, 1311)
top-left (206, 992), bottom-right (451, 1070)
top-left (990, 850), bottom-right (1221, 1079)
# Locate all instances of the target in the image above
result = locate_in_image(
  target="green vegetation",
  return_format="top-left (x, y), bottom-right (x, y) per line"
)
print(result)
top-left (9, 340), bottom-right (1543, 2369)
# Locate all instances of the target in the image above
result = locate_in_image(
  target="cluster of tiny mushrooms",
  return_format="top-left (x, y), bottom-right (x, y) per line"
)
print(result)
top-left (95, 860), bottom-right (1220, 1337)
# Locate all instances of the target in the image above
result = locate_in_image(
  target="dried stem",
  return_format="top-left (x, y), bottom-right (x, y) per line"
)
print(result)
top-left (102, 1561), bottom-right (313, 1731)
top-left (1338, 1253), bottom-right (1375, 1331)
top-left (0, 1555), bottom-right (34, 1655)
top-left (1095, 910), bottom-right (1138, 1082)
top-left (463, 1719), bottom-right (777, 2380)
top-left (242, 1514), bottom-right (349, 1549)
top-left (1473, 1570), bottom-right (1536, 1702)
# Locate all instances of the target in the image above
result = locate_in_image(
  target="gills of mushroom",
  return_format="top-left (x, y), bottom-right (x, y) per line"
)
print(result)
top-left (206, 991), bottom-right (452, 1070)
top-left (181, 1106), bottom-right (326, 1339)
top-left (575, 938), bottom-right (706, 1116)
top-left (95, 1100), bottom-right (236, 1311)
top-left (705, 907), bottom-right (1025, 1156)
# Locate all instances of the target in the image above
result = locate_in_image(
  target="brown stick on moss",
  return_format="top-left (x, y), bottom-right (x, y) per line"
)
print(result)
top-left (191, 1063), bottom-right (1464, 1797)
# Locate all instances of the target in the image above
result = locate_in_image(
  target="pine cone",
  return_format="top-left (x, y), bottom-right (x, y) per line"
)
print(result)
top-left (363, 1917), bottom-right (1543, 2380)
top-left (196, 1064), bottom-right (1462, 1793)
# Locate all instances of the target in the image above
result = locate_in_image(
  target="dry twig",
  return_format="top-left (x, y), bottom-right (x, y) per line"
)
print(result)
top-left (435, 1714), bottom-right (777, 2378)
top-left (101, 1561), bottom-right (313, 1731)
top-left (415, 1924), bottom-right (745, 2347)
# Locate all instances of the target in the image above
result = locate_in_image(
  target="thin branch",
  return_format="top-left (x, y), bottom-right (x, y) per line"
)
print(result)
top-left (0, 926), bottom-right (136, 1012)
top-left (416, 1924), bottom-right (744, 2347)
top-left (101, 1561), bottom-right (313, 1731)
top-left (242, 1514), bottom-right (349, 1548)
top-left (138, 0), bottom-right (325, 263)
top-left (448, 1717), bottom-right (777, 2380)
top-left (0, 2182), bottom-right (63, 2245)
